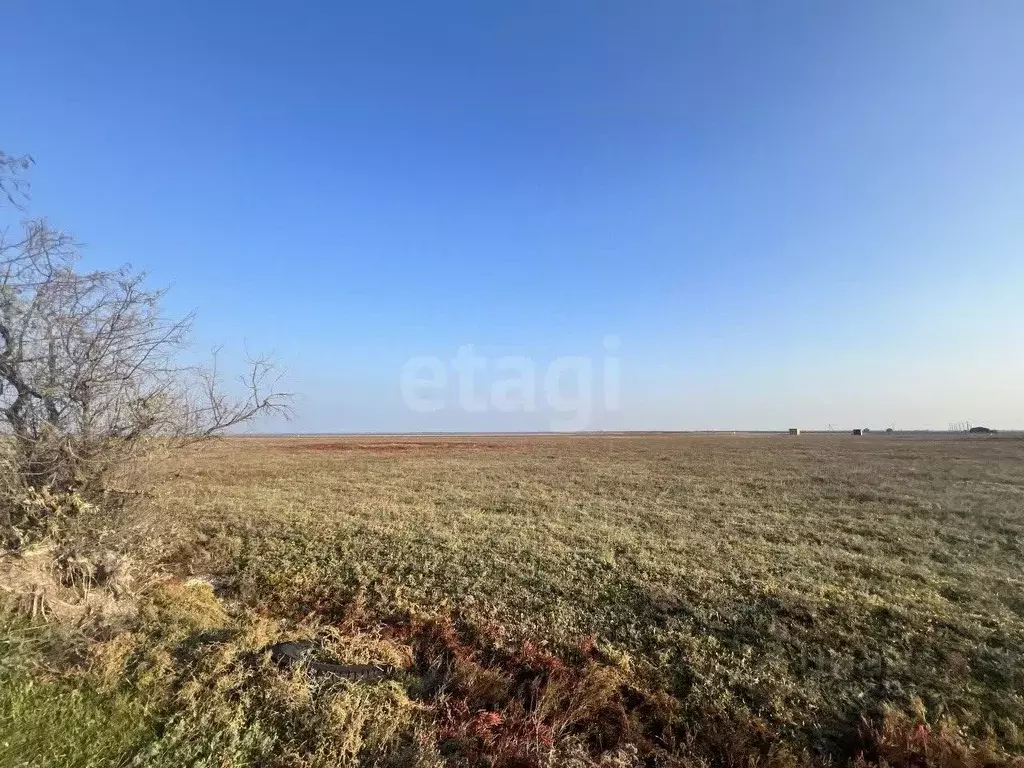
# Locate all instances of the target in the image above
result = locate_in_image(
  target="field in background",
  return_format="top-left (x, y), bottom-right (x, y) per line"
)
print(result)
top-left (5, 432), bottom-right (1024, 766)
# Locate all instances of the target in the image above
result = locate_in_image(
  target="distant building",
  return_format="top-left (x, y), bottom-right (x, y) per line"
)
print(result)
top-left (968, 426), bottom-right (995, 434)
top-left (789, 428), bottom-right (801, 435)
top-left (852, 428), bottom-right (863, 436)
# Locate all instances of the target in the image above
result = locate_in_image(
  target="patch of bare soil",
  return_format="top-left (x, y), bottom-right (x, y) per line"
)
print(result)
top-left (286, 440), bottom-right (520, 455)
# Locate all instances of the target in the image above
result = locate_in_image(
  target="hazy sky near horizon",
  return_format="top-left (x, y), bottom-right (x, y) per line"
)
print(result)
top-left (3, 1), bottom-right (1023, 432)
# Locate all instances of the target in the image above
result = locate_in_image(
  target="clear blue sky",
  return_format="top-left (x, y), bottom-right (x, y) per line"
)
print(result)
top-left (4, 1), bottom-right (1023, 431)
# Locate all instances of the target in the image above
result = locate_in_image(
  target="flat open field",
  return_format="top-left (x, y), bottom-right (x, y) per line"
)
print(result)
top-left (169, 433), bottom-right (1024, 761)
top-left (5, 433), bottom-right (1024, 767)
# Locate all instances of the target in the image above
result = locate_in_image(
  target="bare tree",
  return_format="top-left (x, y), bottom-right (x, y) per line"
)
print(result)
top-left (0, 158), bottom-right (292, 547)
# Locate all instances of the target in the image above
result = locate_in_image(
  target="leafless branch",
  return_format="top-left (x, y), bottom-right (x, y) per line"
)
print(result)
top-left (0, 151), bottom-right (34, 209)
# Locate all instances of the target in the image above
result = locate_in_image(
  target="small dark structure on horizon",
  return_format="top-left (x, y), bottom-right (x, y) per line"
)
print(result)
top-left (968, 426), bottom-right (996, 435)
top-left (852, 428), bottom-right (863, 436)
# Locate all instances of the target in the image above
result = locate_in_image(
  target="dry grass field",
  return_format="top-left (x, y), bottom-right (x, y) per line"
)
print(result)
top-left (3, 433), bottom-right (1024, 767)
